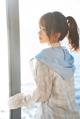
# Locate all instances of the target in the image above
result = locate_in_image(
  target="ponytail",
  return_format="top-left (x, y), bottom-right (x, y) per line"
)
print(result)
top-left (66, 16), bottom-right (79, 50)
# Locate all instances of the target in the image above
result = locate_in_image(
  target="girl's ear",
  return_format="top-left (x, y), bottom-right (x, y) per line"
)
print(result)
top-left (53, 32), bottom-right (61, 43)
top-left (50, 32), bottom-right (61, 43)
top-left (54, 32), bottom-right (61, 40)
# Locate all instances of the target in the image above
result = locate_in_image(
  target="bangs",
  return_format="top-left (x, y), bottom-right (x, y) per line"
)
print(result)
top-left (39, 16), bottom-right (46, 27)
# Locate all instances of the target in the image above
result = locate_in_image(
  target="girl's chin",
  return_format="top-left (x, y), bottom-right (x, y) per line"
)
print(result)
top-left (39, 40), bottom-right (44, 43)
top-left (39, 38), bottom-right (46, 43)
top-left (39, 39), bottom-right (43, 42)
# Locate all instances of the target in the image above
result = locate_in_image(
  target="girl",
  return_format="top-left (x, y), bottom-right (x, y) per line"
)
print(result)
top-left (9, 11), bottom-right (80, 119)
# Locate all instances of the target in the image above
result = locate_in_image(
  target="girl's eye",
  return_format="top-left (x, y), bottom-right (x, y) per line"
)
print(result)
top-left (40, 27), bottom-right (46, 31)
top-left (42, 28), bottom-right (46, 31)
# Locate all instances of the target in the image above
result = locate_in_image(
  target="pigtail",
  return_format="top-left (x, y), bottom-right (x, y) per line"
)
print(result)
top-left (66, 16), bottom-right (79, 50)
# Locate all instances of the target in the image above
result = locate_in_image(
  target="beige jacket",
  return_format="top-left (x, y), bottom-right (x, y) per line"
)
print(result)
top-left (9, 59), bottom-right (80, 119)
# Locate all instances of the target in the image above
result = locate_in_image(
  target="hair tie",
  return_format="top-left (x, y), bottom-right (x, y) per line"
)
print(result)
top-left (66, 17), bottom-right (70, 29)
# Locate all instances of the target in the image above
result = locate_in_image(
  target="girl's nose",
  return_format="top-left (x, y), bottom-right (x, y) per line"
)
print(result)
top-left (38, 30), bottom-right (41, 34)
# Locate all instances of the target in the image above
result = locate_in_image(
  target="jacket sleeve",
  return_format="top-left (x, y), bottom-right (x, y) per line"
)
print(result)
top-left (9, 60), bottom-right (53, 109)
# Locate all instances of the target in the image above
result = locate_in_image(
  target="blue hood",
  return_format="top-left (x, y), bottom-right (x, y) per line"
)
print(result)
top-left (35, 47), bottom-right (75, 80)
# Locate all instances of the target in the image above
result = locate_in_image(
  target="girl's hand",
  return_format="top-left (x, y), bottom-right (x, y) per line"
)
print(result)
top-left (8, 93), bottom-right (31, 109)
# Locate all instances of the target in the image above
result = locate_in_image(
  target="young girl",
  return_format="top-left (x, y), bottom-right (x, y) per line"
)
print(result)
top-left (9, 11), bottom-right (80, 118)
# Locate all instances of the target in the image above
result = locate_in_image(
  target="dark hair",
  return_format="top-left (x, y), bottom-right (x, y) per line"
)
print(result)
top-left (39, 11), bottom-right (79, 50)
top-left (66, 16), bottom-right (79, 50)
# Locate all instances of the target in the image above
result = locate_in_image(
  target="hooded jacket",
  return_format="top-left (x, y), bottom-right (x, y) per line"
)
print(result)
top-left (35, 46), bottom-right (75, 80)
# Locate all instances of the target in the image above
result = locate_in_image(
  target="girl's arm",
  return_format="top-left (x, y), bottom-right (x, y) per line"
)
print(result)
top-left (9, 60), bottom-right (53, 109)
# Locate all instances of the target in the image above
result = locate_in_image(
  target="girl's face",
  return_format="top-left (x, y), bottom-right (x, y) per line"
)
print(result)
top-left (38, 26), bottom-right (49, 44)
